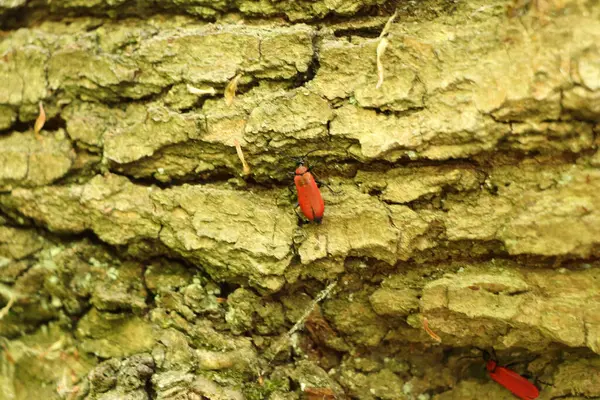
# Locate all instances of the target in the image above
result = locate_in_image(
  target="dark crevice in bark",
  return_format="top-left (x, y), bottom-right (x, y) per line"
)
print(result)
top-left (487, 110), bottom-right (600, 126)
top-left (1, 0), bottom-right (400, 31)
top-left (0, 4), bottom-right (31, 30)
top-left (0, 119), bottom-right (30, 136)
top-left (177, 92), bottom-right (220, 114)
top-left (104, 144), bottom-right (596, 190)
top-left (145, 376), bottom-right (157, 400)
top-left (0, 3), bottom-right (214, 30)
top-left (217, 281), bottom-right (242, 299)
top-left (51, 229), bottom-right (125, 259)
top-left (0, 207), bottom-right (32, 227)
top-left (43, 113), bottom-right (68, 132)
top-left (0, 144), bottom-right (593, 205)
top-left (92, 305), bottom-right (144, 315)
top-left (365, 157), bottom-right (484, 170)
top-left (332, 26), bottom-right (382, 39)
top-left (0, 111), bottom-right (67, 138)
top-left (505, 289), bottom-right (530, 296)
top-left (76, 83), bottom-right (177, 107)
top-left (68, 302), bottom-right (94, 326)
top-left (0, 205), bottom-right (38, 228)
top-left (107, 168), bottom-right (239, 189)
top-left (52, 154), bottom-right (103, 187)
top-left (291, 32), bottom-right (321, 89)
top-left (234, 77), bottom-right (264, 99)
top-left (370, 106), bottom-right (426, 117)
top-left (381, 185), bottom-right (483, 210)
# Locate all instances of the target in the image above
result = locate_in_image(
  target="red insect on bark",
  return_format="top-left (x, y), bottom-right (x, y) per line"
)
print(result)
top-left (294, 160), bottom-right (325, 223)
top-left (483, 350), bottom-right (540, 400)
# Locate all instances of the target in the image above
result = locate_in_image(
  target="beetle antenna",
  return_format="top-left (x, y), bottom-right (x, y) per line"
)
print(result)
top-left (471, 346), bottom-right (492, 359)
top-left (456, 347), bottom-right (492, 363)
top-left (490, 347), bottom-right (498, 361)
top-left (455, 354), bottom-right (480, 363)
top-left (302, 149), bottom-right (321, 158)
top-left (298, 149), bottom-right (323, 163)
top-left (284, 155), bottom-right (303, 165)
top-left (286, 149), bottom-right (323, 165)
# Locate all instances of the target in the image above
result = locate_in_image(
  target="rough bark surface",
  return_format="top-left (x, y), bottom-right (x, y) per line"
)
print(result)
top-left (0, 0), bottom-right (599, 399)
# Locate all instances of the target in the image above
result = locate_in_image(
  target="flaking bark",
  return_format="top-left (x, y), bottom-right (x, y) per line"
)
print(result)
top-left (0, 0), bottom-right (599, 398)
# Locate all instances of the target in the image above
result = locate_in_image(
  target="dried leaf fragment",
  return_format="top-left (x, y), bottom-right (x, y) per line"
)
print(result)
top-left (376, 37), bottom-right (390, 89)
top-left (225, 73), bottom-right (242, 106)
top-left (0, 295), bottom-right (14, 320)
top-left (233, 139), bottom-right (251, 175)
top-left (375, 10), bottom-right (397, 89)
top-left (1, 342), bottom-right (15, 364)
top-left (423, 317), bottom-right (442, 343)
top-left (187, 84), bottom-right (217, 96)
top-left (34, 101), bottom-right (46, 140)
top-left (378, 9), bottom-right (398, 39)
top-left (305, 307), bottom-right (337, 346)
top-left (304, 387), bottom-right (336, 400)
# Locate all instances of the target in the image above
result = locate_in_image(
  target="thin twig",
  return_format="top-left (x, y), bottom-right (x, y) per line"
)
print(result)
top-left (260, 282), bottom-right (337, 376)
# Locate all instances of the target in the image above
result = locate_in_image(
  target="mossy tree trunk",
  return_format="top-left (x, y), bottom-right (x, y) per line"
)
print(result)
top-left (0, 0), bottom-right (599, 399)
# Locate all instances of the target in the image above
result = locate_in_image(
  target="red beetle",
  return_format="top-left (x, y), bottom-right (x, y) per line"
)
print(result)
top-left (482, 350), bottom-right (540, 400)
top-left (294, 159), bottom-right (325, 223)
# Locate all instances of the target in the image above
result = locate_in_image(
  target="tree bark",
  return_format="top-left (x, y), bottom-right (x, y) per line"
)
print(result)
top-left (0, 0), bottom-right (599, 399)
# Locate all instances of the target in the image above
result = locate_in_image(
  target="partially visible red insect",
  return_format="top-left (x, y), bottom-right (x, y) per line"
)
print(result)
top-left (482, 349), bottom-right (540, 400)
top-left (293, 156), bottom-right (325, 223)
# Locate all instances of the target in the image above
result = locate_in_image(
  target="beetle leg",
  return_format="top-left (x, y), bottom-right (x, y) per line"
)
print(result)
top-left (318, 180), bottom-right (340, 195)
top-left (288, 184), bottom-right (296, 196)
top-left (287, 185), bottom-right (303, 218)
top-left (535, 378), bottom-right (554, 388)
top-left (309, 171), bottom-right (340, 195)
top-left (293, 205), bottom-right (305, 221)
top-left (491, 348), bottom-right (498, 362)
top-left (503, 354), bottom-right (539, 371)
